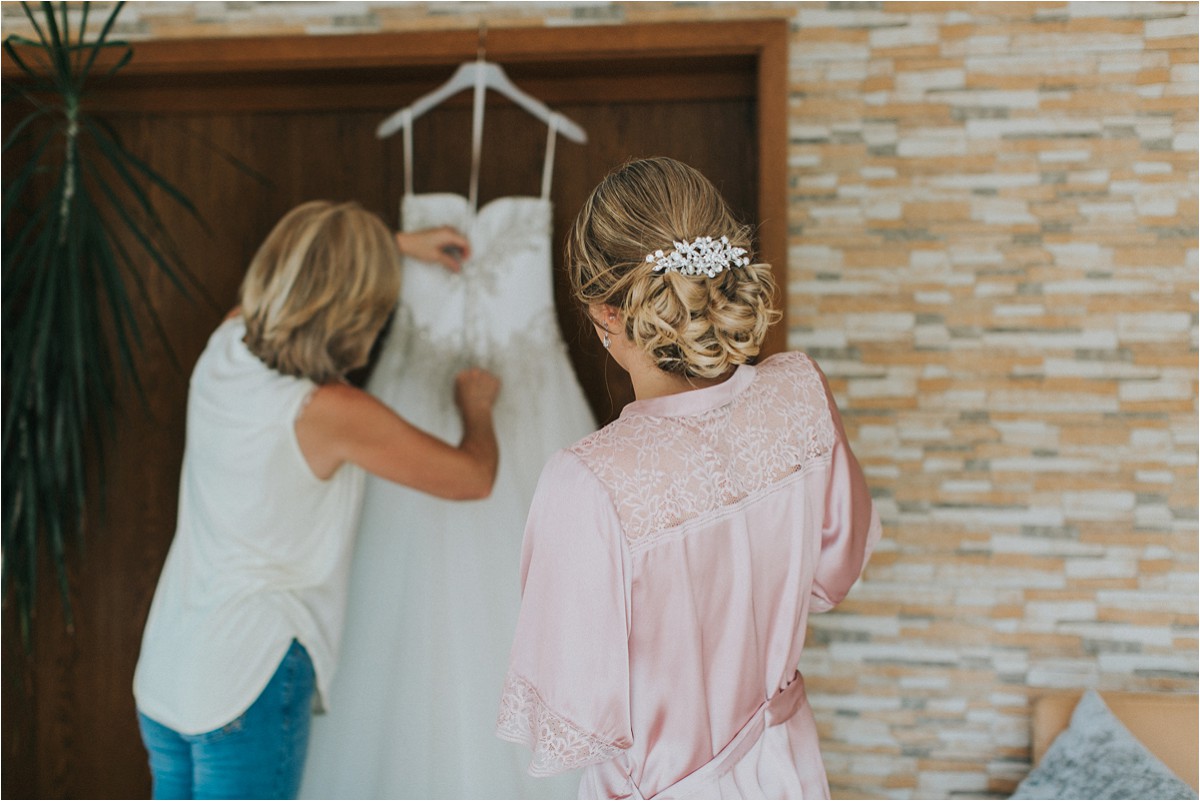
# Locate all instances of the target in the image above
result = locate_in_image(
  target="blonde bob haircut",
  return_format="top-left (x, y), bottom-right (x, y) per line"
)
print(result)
top-left (567, 157), bottom-right (781, 380)
top-left (240, 200), bottom-right (401, 384)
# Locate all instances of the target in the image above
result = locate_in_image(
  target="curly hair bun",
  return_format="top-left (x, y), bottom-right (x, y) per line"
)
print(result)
top-left (567, 157), bottom-right (780, 379)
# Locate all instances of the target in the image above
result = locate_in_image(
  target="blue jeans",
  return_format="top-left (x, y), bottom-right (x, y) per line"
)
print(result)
top-left (137, 639), bottom-right (316, 800)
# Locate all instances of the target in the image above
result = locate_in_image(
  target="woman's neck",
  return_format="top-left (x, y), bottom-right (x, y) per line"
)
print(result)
top-left (628, 362), bottom-right (733, 401)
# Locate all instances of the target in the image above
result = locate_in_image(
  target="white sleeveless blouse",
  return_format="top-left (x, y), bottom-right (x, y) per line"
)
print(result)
top-left (134, 318), bottom-right (365, 735)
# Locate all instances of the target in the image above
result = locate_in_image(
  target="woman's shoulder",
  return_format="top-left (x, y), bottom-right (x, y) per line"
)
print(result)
top-left (532, 448), bottom-right (620, 518)
top-left (564, 410), bottom-right (667, 472)
top-left (196, 315), bottom-right (253, 375)
top-left (756, 349), bottom-right (820, 378)
top-left (753, 350), bottom-right (830, 395)
top-left (191, 317), bottom-right (316, 418)
top-left (746, 350), bottom-right (839, 456)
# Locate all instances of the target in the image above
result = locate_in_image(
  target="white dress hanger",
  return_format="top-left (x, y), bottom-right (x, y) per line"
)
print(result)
top-left (375, 58), bottom-right (587, 144)
top-left (376, 26), bottom-right (587, 213)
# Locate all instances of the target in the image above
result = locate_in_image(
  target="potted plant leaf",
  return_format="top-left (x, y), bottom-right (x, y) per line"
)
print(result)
top-left (2, 1), bottom-right (206, 643)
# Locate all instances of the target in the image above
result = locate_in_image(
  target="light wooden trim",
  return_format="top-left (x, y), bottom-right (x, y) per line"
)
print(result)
top-left (3, 21), bottom-right (785, 75)
top-left (1032, 691), bottom-right (1199, 791)
top-left (754, 21), bottom-right (790, 358)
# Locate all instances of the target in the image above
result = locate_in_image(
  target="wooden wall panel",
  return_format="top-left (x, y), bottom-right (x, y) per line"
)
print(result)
top-left (2, 26), bottom-right (775, 796)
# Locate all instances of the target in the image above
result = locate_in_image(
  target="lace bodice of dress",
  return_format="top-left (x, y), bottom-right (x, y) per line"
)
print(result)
top-left (398, 193), bottom-right (558, 360)
top-left (569, 352), bottom-right (837, 552)
top-left (369, 192), bottom-right (572, 433)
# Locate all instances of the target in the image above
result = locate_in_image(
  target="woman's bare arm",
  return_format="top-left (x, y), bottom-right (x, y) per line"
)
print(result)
top-left (295, 370), bottom-right (500, 500)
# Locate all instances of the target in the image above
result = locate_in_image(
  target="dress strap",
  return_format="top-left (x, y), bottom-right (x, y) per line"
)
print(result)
top-left (411, 74), bottom-right (555, 209)
top-left (468, 64), bottom-right (486, 214)
top-left (540, 113), bottom-right (559, 200)
top-left (402, 108), bottom-right (414, 199)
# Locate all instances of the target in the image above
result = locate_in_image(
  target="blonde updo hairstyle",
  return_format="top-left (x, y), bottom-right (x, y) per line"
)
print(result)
top-left (240, 200), bottom-right (401, 384)
top-left (567, 157), bottom-right (780, 380)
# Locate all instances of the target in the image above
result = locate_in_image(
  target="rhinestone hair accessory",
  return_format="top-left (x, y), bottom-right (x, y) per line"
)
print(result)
top-left (645, 236), bottom-right (750, 278)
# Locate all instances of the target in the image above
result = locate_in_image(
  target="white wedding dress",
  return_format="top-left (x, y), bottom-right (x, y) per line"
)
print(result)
top-left (300, 116), bottom-right (593, 800)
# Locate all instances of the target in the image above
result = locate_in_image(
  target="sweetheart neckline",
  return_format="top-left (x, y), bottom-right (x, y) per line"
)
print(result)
top-left (402, 192), bottom-right (551, 219)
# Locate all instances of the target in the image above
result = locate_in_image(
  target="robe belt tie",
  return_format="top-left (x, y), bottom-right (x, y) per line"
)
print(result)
top-left (630, 672), bottom-right (809, 800)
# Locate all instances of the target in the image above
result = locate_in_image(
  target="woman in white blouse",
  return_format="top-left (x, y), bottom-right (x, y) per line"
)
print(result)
top-left (134, 200), bottom-right (498, 799)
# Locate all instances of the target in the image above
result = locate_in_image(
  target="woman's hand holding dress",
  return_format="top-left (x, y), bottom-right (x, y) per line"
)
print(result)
top-left (395, 226), bottom-right (471, 272)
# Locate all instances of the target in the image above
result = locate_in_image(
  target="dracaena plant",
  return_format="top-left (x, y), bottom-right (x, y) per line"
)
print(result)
top-left (3, 1), bottom-right (204, 644)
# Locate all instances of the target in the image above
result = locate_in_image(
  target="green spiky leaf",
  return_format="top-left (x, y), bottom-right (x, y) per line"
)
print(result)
top-left (2, 1), bottom-right (200, 649)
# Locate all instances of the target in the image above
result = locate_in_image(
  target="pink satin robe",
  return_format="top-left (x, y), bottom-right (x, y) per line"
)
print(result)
top-left (496, 352), bottom-right (881, 799)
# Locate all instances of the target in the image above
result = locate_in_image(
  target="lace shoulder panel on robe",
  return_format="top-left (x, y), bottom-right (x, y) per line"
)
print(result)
top-left (569, 352), bottom-right (836, 545)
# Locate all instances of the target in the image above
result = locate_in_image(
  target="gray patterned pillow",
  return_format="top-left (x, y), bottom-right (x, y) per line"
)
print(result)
top-left (1012, 690), bottom-right (1197, 800)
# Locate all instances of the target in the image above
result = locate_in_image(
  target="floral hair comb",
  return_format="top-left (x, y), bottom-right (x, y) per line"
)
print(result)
top-left (645, 236), bottom-right (750, 278)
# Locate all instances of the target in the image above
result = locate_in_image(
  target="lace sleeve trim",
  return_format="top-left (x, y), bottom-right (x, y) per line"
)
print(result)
top-left (496, 672), bottom-right (625, 777)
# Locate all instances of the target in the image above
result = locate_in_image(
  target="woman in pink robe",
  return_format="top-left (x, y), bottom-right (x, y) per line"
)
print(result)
top-left (496, 157), bottom-right (881, 799)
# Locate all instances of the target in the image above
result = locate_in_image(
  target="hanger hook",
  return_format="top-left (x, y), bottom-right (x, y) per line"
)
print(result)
top-left (477, 22), bottom-right (487, 63)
